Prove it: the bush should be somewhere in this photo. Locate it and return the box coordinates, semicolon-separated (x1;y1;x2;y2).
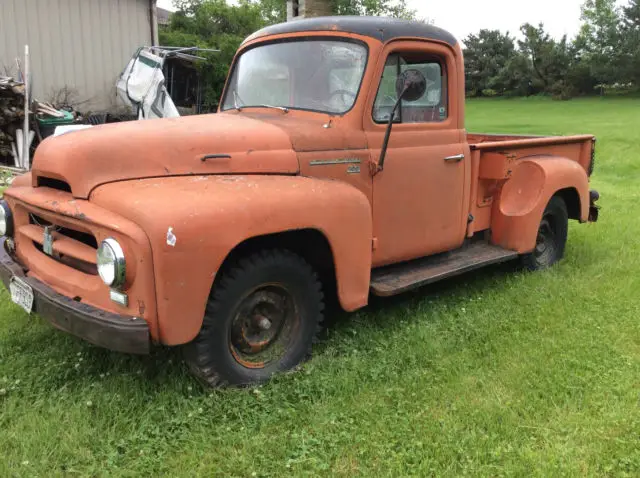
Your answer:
481;88;498;97
550;81;574;101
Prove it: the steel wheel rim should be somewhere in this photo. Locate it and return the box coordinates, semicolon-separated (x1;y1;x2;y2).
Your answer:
229;284;299;369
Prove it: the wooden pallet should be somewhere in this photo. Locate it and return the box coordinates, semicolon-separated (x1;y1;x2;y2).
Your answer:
370;242;519;297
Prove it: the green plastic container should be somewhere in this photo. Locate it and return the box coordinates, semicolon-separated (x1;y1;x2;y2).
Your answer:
37;111;75;139
37;110;74;126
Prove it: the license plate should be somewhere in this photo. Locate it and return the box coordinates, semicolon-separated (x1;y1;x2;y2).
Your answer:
10;277;34;314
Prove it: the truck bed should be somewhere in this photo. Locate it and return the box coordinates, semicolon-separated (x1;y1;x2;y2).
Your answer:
468;132;594;152
467;132;594;173
465;132;595;237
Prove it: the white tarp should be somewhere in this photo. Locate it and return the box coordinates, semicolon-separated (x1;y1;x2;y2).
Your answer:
53;124;94;137
116;48;179;120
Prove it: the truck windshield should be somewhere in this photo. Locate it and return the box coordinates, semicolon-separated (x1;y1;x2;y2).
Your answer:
221;40;368;115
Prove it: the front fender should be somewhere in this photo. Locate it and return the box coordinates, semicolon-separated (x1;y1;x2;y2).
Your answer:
91;175;372;346
491;157;590;253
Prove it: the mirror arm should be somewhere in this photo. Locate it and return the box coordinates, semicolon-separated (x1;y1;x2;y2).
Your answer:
377;88;407;172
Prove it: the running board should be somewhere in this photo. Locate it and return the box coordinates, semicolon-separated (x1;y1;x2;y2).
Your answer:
370;242;519;297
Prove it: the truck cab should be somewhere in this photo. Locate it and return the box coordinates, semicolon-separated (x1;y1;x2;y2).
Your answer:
0;17;599;386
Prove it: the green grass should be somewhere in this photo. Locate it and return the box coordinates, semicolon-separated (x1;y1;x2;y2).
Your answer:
1;97;639;476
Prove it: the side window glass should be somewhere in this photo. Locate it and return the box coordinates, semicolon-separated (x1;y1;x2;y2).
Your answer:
373;53;447;124
372;55;403;123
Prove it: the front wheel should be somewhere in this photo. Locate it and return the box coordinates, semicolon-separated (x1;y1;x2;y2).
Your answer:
184;249;324;387
521;196;569;271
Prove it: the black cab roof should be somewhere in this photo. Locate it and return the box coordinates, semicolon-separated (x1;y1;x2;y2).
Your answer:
243;16;458;47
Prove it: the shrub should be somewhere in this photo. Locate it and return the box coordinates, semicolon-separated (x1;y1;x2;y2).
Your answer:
481;88;498;97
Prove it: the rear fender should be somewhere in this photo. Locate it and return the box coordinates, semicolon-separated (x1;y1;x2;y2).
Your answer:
491;157;589;253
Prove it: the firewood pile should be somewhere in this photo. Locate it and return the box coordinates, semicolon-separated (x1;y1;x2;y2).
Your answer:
0;76;80;169
0;77;26;161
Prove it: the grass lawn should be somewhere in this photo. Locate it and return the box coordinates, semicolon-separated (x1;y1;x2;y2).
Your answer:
1;97;639;476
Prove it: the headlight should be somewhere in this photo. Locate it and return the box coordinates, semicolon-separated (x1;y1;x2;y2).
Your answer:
0;200;13;237
96;238;126;288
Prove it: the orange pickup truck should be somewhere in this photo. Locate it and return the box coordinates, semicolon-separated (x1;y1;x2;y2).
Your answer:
0;17;599;386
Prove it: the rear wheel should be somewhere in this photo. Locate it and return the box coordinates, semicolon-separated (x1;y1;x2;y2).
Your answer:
521;196;568;271
184;249;324;387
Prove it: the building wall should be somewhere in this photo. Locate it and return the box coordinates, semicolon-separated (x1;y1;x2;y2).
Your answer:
0;0;154;111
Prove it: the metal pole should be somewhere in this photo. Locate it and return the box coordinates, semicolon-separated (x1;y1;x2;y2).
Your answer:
22;45;30;170
149;0;159;46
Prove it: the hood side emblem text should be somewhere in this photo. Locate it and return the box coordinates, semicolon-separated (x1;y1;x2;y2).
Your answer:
309;158;361;166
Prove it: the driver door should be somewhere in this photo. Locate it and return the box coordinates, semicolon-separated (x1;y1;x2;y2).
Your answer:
365;41;468;267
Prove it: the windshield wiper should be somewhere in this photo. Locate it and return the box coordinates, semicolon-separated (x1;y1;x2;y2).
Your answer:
254;105;289;113
232;91;289;114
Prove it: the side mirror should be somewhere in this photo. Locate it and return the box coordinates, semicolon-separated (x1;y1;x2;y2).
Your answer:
376;69;427;173
395;69;427;103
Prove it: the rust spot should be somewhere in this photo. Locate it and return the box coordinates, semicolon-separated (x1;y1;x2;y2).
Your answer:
164;166;170;173
138;300;146;316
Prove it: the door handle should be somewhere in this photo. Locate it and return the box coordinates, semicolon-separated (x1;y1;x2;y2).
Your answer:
444;154;465;163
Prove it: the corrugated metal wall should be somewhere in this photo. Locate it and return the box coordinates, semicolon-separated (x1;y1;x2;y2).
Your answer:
0;0;153;111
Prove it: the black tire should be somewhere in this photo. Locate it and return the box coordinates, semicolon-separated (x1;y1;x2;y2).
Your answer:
184;249;324;387
521;196;569;271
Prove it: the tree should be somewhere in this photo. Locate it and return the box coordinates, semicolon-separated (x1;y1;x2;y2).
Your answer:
574;0;622;91
577;0;621;53
457;0;639;98
160;0;267;110
462;30;518;96
623;0;640;27
255;0;287;24
519;23;575;98
331;0;416;19
492;53;533;97
619;0;640;85
161;0;419;110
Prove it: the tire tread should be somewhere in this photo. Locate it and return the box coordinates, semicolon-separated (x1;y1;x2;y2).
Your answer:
521;196;569;271
184;249;324;388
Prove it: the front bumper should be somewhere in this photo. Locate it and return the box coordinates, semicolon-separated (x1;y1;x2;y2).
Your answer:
0;238;149;354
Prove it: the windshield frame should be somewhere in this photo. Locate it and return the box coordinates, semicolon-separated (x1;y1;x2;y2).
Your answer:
220;36;370;116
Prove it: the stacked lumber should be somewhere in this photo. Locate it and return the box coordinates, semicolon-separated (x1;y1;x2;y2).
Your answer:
0;77;26;160
35;102;66;119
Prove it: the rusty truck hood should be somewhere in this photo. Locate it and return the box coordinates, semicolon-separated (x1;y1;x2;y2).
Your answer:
31;113;302;199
